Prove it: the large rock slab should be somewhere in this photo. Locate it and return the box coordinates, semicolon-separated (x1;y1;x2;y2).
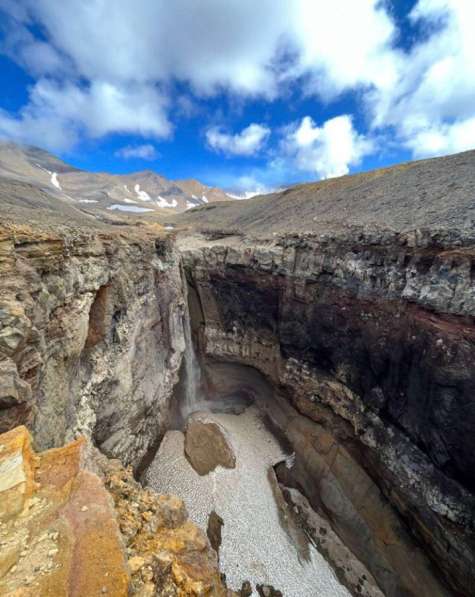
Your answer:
184;413;236;475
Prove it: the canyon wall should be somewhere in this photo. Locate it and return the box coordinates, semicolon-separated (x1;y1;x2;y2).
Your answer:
180;228;475;597
2;217;474;596
0;223;185;468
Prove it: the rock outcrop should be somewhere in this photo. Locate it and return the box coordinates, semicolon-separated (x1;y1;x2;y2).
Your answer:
102;455;232;596
180;229;475;597
0;223;185;469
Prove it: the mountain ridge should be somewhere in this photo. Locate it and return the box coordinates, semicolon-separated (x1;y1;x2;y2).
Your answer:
0;141;232;219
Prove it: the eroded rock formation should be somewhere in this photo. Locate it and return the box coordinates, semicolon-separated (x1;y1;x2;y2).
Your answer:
0;223;185;468
180;228;475;596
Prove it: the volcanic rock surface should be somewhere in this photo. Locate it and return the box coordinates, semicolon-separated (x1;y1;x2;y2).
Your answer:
0;425;232;596
0;425;129;596
0;221;185;469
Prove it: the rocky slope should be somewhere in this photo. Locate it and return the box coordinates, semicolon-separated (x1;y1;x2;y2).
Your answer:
176;149;475;235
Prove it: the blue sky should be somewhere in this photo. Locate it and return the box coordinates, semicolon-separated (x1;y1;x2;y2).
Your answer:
0;1;474;193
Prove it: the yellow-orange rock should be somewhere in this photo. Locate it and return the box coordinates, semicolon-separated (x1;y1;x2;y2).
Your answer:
0;426;129;596
104;462;234;596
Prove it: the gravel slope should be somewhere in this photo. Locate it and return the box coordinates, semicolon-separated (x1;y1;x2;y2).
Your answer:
176;150;475;236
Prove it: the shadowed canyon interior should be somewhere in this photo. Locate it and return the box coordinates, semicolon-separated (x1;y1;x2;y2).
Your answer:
1;149;475;596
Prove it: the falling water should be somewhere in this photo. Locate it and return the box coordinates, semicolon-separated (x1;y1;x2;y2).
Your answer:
181;268;201;418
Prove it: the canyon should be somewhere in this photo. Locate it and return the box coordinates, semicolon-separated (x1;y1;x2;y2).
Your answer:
1;148;475;596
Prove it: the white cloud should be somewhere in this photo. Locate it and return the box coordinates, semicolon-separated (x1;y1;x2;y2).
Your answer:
370;0;475;157
282;115;373;179
0;0;473;163
404;116;475;158
115;143;159;160
0;79;170;151
0;0;398;150
206;123;270;156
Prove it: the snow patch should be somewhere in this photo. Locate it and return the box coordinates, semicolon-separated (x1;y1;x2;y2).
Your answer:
134;183;151;201
50;172;61;190
35;164;63;191
201;194;209;203
146;407;350;597
123;197;138;204
156;196;178;208
78;199;98;203
165;225;175;230
108;204;154;213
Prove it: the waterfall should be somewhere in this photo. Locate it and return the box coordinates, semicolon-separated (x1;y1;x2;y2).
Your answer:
181;268;201;418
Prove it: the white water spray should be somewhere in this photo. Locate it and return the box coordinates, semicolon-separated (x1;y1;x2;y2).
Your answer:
181;269;201;418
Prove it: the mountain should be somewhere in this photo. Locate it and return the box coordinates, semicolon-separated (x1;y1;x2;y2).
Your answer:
0;142;232;224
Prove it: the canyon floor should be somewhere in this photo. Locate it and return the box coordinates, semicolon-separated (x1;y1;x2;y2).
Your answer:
146;406;351;596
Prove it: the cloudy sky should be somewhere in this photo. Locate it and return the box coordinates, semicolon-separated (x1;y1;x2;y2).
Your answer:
0;0;474;192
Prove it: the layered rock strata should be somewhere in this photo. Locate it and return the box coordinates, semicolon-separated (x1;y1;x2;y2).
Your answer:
180;229;475;597
0;223;185;468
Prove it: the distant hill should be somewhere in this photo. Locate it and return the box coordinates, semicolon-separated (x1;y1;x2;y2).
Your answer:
0;142;232;223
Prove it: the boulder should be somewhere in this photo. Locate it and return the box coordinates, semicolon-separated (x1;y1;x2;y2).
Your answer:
184;414;236;475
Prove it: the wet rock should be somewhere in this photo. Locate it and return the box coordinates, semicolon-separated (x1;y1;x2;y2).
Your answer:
184;413;236;475
239;580;252;596
207;510;224;555
256;584;283;597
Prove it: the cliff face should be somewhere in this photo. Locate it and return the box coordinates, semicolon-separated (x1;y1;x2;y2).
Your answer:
180;229;475;597
0;223;185;468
